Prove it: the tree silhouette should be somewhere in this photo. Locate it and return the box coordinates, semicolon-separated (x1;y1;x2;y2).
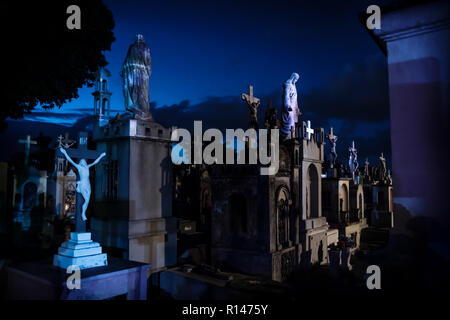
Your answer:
0;0;115;130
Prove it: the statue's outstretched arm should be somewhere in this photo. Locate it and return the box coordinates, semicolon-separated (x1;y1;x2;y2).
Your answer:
88;152;106;168
60;148;78;168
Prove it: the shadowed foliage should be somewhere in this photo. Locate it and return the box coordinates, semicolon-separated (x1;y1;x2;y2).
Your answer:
0;0;115;130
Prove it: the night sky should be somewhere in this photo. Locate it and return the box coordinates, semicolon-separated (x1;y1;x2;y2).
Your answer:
6;0;392;166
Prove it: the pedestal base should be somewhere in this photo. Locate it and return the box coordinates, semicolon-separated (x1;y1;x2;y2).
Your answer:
7;257;151;300
53;232;107;270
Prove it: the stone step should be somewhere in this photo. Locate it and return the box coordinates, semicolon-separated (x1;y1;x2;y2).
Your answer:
62;240;102;250
58;245;102;257
53;253;108;270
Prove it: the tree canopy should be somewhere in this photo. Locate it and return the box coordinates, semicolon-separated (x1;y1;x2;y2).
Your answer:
0;0;115;130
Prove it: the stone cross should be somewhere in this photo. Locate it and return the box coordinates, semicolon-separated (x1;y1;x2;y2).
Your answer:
379;152;387;179
364;158;369;176
326;127;338;167
348;141;359;180
306;120;314;140
19;135;37;167
57;132;75;149
326;127;337;141
349;141;357;153
57;132;104;232
241;85;260;129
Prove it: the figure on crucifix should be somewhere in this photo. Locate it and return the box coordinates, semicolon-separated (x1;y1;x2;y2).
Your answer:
241;85;260;129
326;127;338;167
59;148;106;221
379;152;387;180
348;141;359;180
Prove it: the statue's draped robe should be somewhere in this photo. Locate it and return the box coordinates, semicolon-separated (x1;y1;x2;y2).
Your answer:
121;37;152;116
281;73;300;139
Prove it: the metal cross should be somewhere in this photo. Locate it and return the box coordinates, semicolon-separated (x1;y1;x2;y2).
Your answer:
18;135;37;167
306;120;314;140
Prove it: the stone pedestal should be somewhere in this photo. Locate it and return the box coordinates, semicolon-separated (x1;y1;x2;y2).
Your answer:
8;257;150;300
53;232;107;270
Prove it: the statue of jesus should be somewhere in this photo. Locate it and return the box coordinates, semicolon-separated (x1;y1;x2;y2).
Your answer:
60;148;106;221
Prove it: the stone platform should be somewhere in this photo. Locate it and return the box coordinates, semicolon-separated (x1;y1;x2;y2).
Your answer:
7;257;151;300
53;232;107;270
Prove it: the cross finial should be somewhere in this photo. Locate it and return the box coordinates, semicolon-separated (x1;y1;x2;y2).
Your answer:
241;85;260;105
326;127;337;140
58;132;75;149
306;120;314;140
241;84;260;129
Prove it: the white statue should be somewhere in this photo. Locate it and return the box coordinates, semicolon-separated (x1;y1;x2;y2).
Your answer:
59;148;106;221
281;73;301;140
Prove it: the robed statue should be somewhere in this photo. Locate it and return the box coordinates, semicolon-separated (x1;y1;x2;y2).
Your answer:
281;73;301;140
121;34;152;119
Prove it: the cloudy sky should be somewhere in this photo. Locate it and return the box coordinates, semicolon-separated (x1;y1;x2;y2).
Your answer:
10;0;392;165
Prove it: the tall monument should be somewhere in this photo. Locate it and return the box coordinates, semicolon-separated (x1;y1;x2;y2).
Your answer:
93;35;176;272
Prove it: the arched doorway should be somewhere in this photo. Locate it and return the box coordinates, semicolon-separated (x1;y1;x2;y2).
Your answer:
102;98;108;115
23;182;37;209
307;164;319;218
229;193;247;234
339;184;348;212
276;186;290;249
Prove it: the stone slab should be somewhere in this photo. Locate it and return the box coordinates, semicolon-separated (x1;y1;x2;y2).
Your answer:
70;232;92;241
61;241;101;250
7;257;151;300
58;245;102;257
53;253;108;270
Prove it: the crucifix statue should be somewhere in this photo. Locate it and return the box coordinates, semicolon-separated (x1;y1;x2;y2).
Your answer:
19;135;37;167
379;152;387;180
241;85;260;129
364;158;370;176
348;141;359;180
326;127;338;167
57;132;75;149
57;132;106;232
